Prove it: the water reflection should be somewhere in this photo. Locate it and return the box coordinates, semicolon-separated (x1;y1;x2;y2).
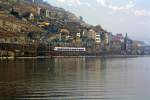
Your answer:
0;57;150;99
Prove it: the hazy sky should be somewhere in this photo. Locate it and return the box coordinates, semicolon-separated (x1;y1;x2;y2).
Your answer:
45;0;150;44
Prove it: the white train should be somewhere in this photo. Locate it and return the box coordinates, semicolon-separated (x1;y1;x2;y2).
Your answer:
54;47;86;52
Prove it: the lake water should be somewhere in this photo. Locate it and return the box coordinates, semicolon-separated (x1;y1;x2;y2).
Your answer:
0;57;150;100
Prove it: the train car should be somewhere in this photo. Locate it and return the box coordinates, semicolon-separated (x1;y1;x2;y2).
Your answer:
54;47;86;52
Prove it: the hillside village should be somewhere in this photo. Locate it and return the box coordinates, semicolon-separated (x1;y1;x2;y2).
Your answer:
0;0;149;57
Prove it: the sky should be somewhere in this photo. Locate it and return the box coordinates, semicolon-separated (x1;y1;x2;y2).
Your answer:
45;0;150;44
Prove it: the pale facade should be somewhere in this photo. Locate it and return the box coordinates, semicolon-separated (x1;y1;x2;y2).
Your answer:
95;33;101;44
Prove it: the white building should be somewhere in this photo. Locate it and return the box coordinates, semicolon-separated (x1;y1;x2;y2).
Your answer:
95;33;101;44
76;32;81;38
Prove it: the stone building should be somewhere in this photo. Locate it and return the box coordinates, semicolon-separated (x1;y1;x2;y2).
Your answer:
39;8;50;18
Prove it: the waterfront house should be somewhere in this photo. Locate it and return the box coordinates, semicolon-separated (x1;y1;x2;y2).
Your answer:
95;32;101;44
111;33;124;54
88;29;97;40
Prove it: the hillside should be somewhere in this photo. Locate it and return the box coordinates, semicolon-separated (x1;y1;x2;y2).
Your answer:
0;0;106;44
